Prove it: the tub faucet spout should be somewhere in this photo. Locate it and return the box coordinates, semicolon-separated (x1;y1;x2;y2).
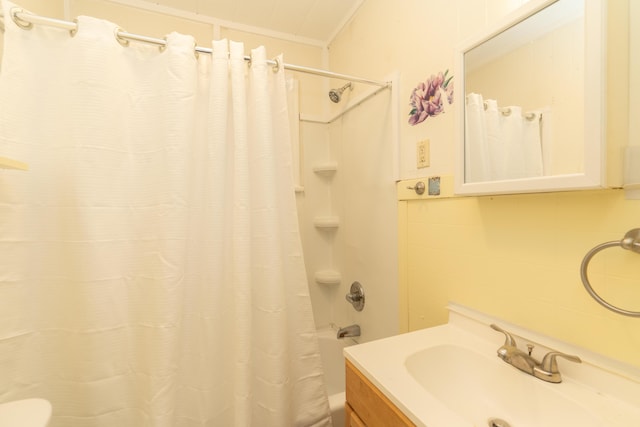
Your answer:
337;324;360;339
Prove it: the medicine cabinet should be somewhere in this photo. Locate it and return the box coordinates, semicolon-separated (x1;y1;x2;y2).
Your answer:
454;0;606;196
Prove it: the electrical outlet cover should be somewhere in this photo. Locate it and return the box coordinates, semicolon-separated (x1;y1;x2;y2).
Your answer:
417;139;429;168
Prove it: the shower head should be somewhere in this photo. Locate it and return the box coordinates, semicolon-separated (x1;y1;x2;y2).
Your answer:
328;82;353;103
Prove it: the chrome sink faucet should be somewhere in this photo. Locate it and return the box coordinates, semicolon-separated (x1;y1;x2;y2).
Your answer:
490;324;581;383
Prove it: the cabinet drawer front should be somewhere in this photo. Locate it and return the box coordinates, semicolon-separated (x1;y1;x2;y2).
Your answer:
345;402;367;427
345;360;415;427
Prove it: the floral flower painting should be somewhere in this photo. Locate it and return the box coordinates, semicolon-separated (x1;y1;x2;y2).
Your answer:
408;70;454;126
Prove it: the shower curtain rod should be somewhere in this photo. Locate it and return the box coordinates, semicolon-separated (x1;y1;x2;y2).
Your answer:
0;7;391;88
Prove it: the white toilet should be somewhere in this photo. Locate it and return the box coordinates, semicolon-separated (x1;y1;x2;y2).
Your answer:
0;398;52;426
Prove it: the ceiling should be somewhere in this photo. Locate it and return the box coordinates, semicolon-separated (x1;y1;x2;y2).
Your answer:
123;0;365;46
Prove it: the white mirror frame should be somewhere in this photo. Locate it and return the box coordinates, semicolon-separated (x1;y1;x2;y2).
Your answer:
454;0;606;196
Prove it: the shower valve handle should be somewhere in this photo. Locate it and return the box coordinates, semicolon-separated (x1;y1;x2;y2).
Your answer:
345;293;361;303
345;281;365;312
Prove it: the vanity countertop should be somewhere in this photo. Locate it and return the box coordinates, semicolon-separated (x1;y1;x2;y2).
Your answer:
344;304;640;427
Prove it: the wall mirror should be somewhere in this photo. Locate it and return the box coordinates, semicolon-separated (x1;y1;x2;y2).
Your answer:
454;0;606;196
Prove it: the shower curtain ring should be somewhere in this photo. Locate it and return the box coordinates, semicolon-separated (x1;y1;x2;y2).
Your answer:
114;27;130;47
271;57;280;73
69;18;79;37
158;36;168;52
10;8;33;30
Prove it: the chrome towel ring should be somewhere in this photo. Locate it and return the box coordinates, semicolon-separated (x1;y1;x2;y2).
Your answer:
580;228;640;317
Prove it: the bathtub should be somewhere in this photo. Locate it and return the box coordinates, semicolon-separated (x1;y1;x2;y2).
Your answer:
317;327;356;427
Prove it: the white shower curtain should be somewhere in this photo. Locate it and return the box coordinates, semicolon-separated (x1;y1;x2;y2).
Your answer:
0;1;331;426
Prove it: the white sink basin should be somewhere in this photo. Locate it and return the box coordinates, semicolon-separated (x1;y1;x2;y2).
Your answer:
344;304;640;427
0;398;52;427
405;344;598;427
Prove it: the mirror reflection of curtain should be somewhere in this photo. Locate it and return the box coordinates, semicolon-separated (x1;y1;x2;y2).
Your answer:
485;99;506;180
522;111;544;178
465;93;490;182
465;93;545;183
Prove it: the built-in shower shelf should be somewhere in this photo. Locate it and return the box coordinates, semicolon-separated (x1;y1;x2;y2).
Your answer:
313;163;337;176
314;270;341;285
313;216;340;229
0;156;28;171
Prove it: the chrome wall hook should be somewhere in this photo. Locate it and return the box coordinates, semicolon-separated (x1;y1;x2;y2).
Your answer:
406;181;425;195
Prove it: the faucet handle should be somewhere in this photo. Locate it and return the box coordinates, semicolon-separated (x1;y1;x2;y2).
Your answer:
540;351;581;372
535;351;582;383
490;324;517;347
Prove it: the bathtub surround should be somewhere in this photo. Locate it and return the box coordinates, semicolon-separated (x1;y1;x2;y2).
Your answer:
297;84;399;343
0;1;332;425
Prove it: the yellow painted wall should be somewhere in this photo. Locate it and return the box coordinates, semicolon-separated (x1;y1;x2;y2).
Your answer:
329;0;640;368
399;189;640;367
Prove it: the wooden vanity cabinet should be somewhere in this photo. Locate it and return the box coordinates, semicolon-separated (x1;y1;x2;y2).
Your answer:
345;359;415;427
